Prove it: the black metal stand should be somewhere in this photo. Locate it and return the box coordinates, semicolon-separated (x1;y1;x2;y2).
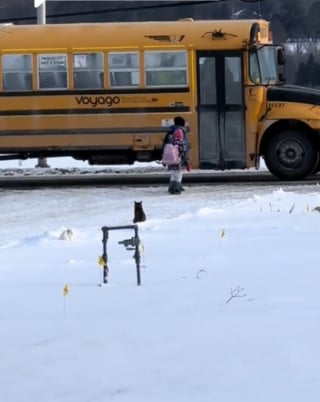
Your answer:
101;224;141;286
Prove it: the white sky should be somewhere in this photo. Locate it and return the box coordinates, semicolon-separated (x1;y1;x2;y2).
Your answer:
1;157;320;401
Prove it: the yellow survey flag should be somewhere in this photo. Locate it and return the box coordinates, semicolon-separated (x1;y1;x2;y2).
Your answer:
63;284;69;297
98;255;105;267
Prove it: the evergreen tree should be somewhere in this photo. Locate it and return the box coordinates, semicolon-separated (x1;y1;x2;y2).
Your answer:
306;1;320;37
294;61;307;86
278;0;306;38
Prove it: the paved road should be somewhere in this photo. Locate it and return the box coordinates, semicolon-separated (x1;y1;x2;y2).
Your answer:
0;170;319;188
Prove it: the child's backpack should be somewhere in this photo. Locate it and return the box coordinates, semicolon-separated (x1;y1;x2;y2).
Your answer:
162;143;181;165
162;127;184;148
162;128;174;152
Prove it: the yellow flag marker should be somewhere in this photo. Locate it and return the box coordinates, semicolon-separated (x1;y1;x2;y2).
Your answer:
62;284;69;314
140;243;145;253
220;229;226;239
98;255;105;267
306;204;310;213
63;284;69;297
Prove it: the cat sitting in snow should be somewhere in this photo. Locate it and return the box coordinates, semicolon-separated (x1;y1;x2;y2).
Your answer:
133;201;146;223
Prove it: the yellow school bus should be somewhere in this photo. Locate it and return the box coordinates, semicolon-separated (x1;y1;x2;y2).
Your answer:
0;18;320;179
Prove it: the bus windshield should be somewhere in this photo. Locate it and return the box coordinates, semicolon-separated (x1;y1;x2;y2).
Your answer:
249;45;279;85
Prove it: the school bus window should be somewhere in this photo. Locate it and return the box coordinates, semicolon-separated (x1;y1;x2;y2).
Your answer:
38;54;68;90
249;52;261;84
73;53;104;89
249;47;278;85
2;54;32;91
144;51;187;87
225;57;242;104
258;46;278;84
199;57;217;104
109;52;139;88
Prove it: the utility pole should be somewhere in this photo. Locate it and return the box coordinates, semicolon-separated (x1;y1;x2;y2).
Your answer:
34;0;50;168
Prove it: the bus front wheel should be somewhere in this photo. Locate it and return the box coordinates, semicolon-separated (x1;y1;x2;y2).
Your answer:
264;130;318;179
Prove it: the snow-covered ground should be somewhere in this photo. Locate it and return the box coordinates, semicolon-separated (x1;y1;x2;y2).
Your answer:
0;157;166;175
1;157;320;401
0;156;268;176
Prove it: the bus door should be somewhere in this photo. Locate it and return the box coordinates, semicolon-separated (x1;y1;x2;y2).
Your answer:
197;51;245;169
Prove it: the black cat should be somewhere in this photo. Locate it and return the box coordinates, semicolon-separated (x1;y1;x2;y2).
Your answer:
133;201;146;223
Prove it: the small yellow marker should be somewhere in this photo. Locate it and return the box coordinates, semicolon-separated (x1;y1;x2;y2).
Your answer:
220;229;226;239
98;255;105;267
63;284;69;297
63;284;69;314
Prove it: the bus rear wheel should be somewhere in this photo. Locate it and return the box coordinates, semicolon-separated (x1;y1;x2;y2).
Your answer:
264;130;318;179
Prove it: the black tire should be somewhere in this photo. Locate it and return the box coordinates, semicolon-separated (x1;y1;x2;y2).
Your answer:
264;130;318;179
310;152;320;174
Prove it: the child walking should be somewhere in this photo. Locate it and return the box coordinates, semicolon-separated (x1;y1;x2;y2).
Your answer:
162;116;190;195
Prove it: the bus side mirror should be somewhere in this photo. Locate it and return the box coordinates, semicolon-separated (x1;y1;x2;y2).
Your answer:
278;72;286;84
277;48;285;66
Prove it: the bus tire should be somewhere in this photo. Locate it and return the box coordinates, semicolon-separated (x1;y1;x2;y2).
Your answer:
264;130;318;179
310;151;320;174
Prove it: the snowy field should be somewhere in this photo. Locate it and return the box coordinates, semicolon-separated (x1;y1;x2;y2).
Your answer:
1;158;320;401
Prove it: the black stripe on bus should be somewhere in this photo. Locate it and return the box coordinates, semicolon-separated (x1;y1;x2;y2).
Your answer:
0;87;190;97
0;106;190;116
0;127;171;137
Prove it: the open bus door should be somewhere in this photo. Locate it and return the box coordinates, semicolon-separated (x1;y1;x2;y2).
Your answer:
197;51;246;169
